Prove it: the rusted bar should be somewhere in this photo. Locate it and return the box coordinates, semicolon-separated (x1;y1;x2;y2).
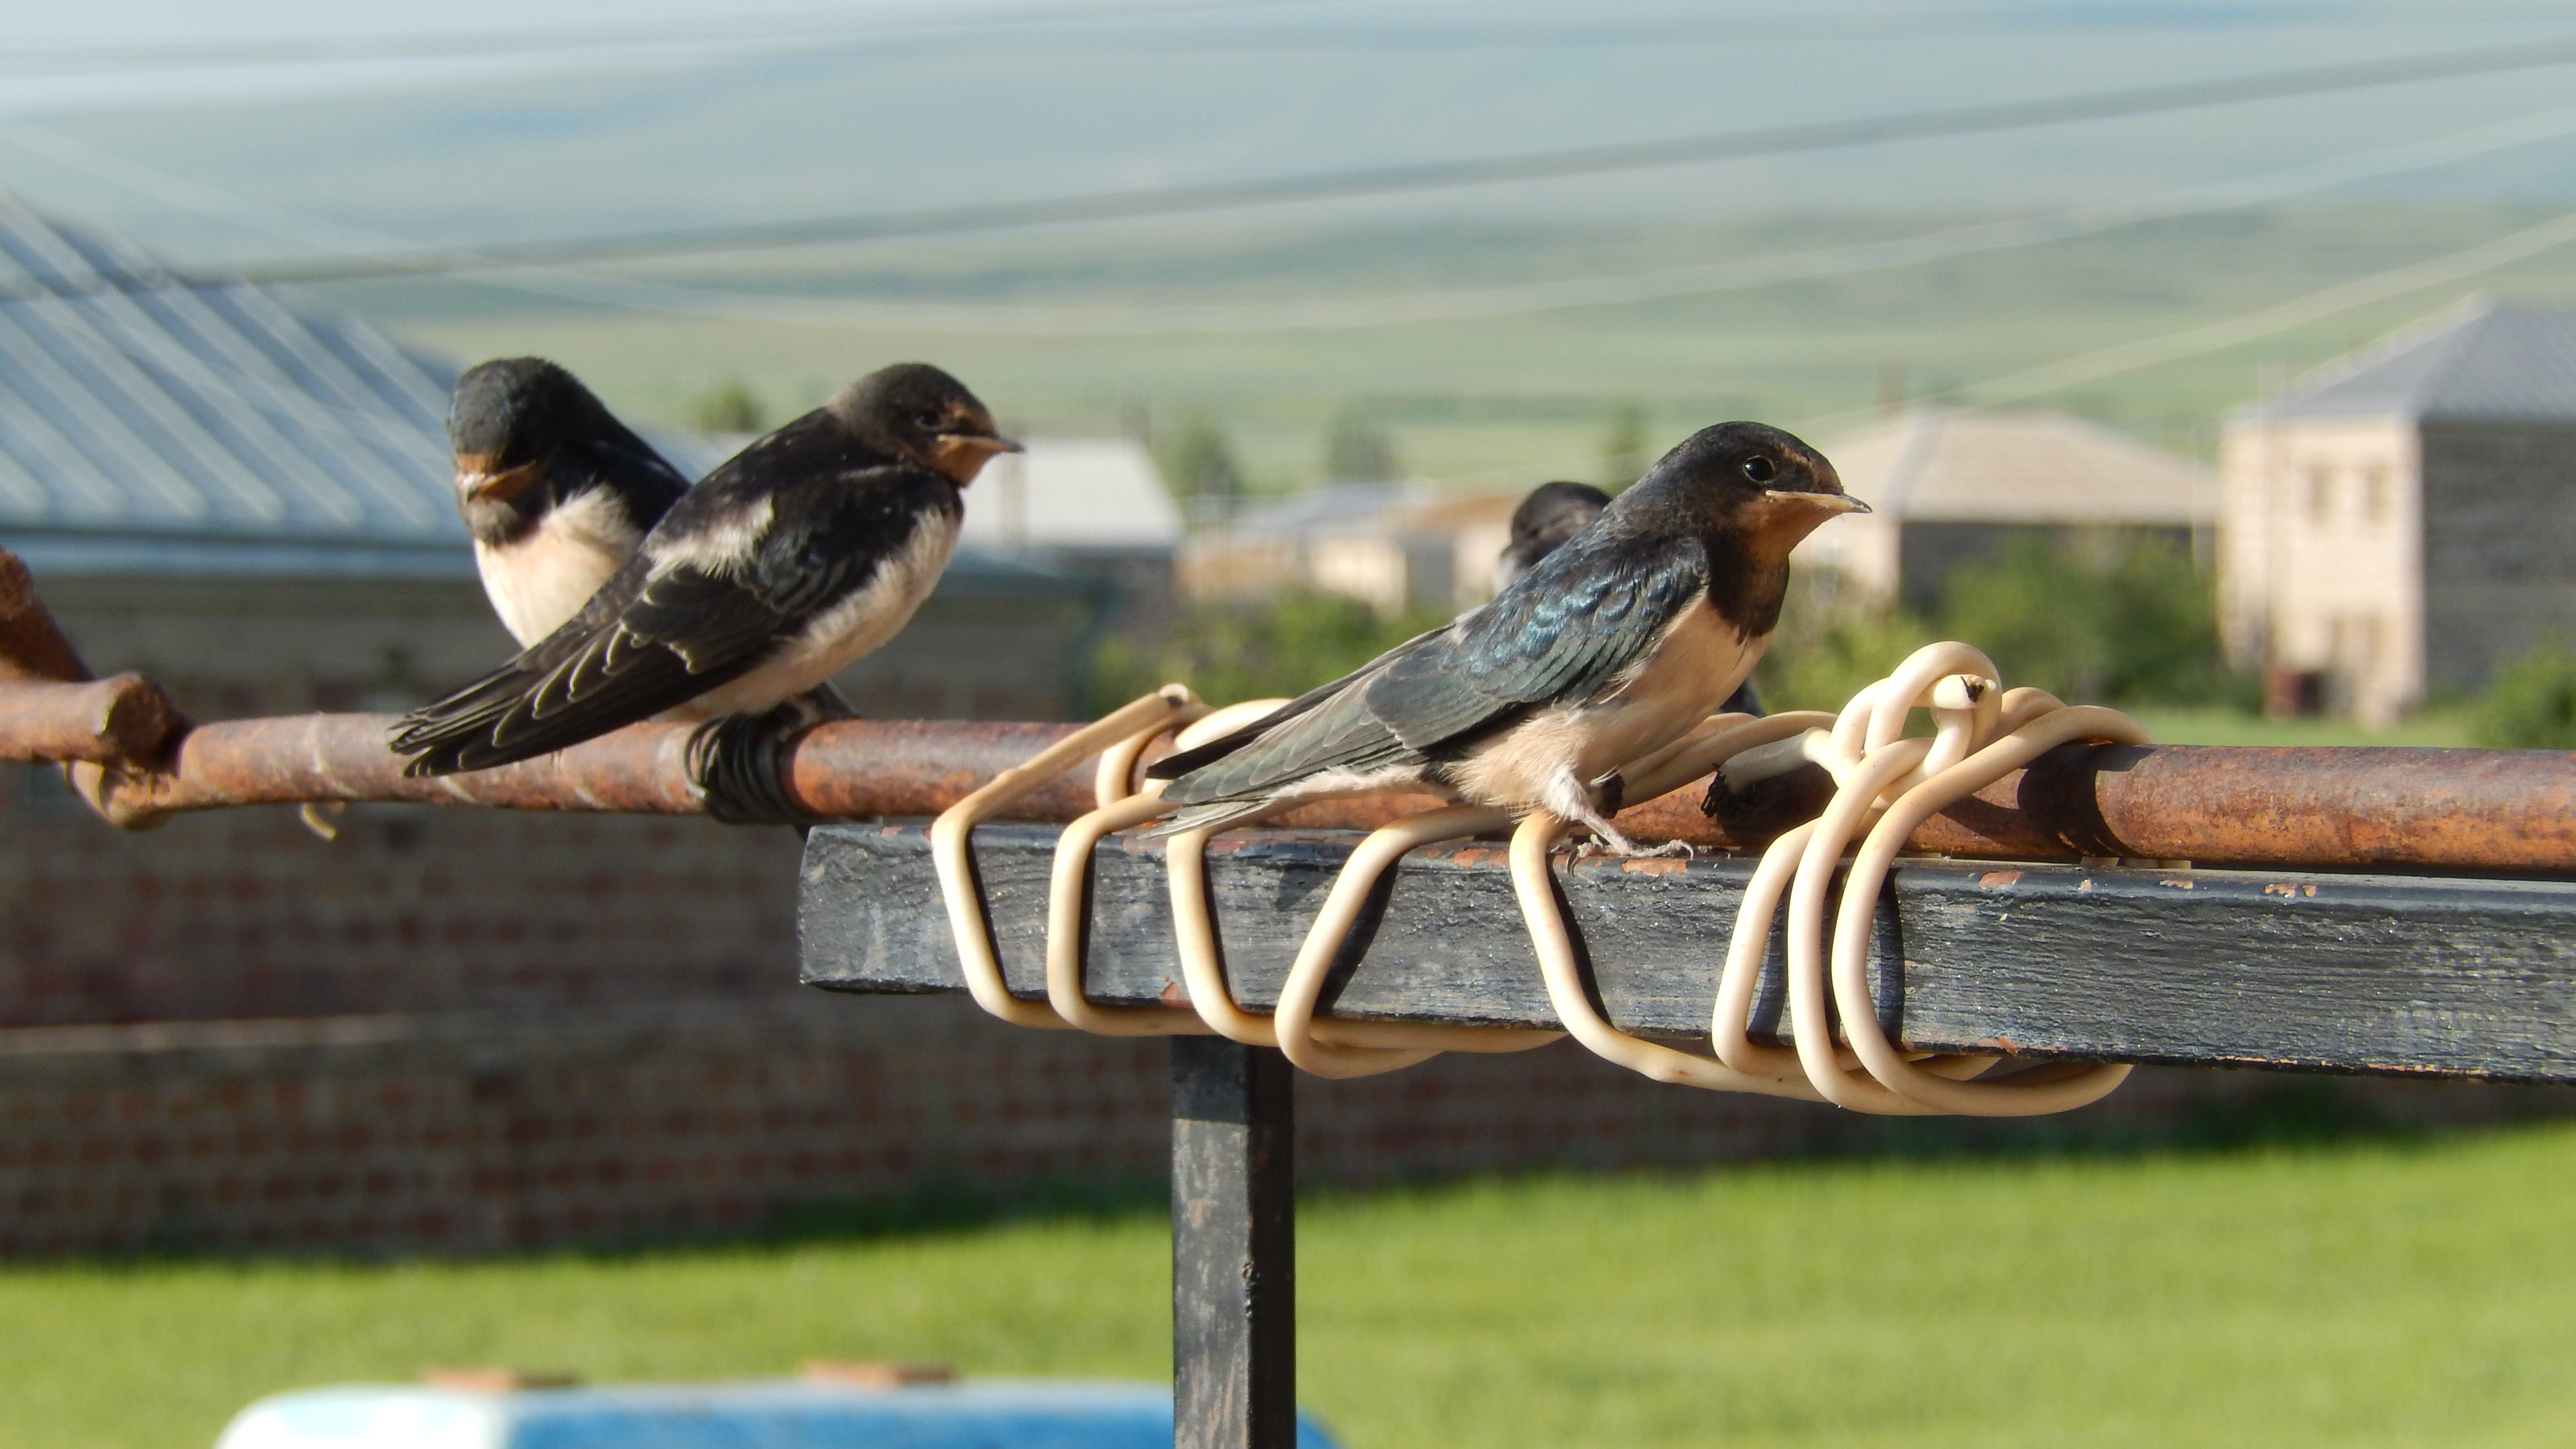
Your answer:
72;703;2576;873
2024;743;2576;871
0;676;183;764
79;712;1425;829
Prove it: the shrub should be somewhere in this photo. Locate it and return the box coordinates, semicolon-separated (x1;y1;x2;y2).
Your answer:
2474;642;2576;748
1088;590;1450;713
1759;531;2242;714
691;378;765;434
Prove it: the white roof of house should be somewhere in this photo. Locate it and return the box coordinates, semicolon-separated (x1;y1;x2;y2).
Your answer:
1818;408;2215;526
2234;297;2576;424
956;437;1180;552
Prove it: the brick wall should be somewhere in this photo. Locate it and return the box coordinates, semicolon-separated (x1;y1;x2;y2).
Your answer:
5;989;2567;1257
0;575;2568;1256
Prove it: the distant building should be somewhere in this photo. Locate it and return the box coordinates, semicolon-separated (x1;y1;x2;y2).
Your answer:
1181;482;1523;616
1800;408;2216;612
960;437;1182;636
2219;298;2576;726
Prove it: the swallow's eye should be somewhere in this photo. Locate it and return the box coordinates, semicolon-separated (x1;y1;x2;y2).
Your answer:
914;411;947;432
1742;455;1779;484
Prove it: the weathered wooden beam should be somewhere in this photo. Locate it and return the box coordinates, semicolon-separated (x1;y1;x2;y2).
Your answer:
1170;1039;1296;1449
800;822;2576;1084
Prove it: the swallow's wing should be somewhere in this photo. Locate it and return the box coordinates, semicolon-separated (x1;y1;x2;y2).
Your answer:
571;433;693;526
1361;531;1707;748
1142;618;1457;785
1154;535;1705;810
396;433;948;776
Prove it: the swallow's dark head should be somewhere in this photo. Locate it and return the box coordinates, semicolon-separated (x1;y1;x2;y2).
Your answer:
447;357;613;513
1634;421;1866;565
1498;480;1612;586
830;363;1022;487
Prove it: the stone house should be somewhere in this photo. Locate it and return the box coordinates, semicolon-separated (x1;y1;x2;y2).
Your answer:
1179;482;1525;616
2218;299;2576;724
1796;407;2216;613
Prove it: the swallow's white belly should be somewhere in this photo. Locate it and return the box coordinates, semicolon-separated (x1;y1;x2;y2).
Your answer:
475;489;642;647
687;507;960;717
1452;592;1766;812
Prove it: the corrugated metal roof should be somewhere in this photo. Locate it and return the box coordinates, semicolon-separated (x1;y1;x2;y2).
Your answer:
1819;408;2215;525
2237;297;2576;423
0;190;468;574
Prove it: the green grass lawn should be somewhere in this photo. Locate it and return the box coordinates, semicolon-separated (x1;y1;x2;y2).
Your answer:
2124;706;2477;748
11;1124;2576;1449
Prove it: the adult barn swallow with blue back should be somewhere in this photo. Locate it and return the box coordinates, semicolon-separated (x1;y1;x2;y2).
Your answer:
1498;479;1765;718
447;357;695;648
395;363;1018;815
1148;423;1859;854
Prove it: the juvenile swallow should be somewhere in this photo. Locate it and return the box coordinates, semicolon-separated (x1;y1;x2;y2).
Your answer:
1496;480;1611;591
393;363;1018;808
1497;478;1764;718
1148;423;1860;853
448;357;693;648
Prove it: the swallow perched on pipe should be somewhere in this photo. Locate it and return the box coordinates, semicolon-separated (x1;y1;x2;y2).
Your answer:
1498;478;1765;717
448;357;694;648
1147;423;1859;854
393;363;1019;813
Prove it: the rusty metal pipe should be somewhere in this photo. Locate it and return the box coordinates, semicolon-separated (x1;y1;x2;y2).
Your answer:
0;675;184;764
58;699;2576;872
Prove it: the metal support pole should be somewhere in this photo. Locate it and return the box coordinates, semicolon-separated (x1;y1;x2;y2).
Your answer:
1169;1037;1296;1449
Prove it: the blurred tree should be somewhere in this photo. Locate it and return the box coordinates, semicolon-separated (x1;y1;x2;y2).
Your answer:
1601;402;1650;490
1323;409;1400;482
692;378;765;434
1937;533;2234;705
1160;412;1246;517
1754;574;1938;713
2475;642;2576;748
1089;589;1450;714
1758;532;2240;714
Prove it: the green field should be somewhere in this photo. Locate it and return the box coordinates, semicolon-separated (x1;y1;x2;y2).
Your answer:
2124;706;2476;747
13;1124;2576;1449
343;205;2576;495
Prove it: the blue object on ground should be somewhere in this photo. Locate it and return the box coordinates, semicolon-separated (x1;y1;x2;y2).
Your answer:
212;1378;1341;1449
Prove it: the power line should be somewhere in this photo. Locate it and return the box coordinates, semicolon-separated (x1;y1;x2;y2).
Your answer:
10;30;2576;301
22;103;2576;339
1779;207;2576;439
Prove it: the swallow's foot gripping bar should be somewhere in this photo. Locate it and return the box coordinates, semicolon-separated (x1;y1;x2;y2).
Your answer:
929;646;2144;1117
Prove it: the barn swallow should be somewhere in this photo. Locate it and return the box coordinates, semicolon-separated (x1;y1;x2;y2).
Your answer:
393;363;1018;816
1496;480;1611;591
448;357;693;648
1147;423;1859;854
1498;479;1765;717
